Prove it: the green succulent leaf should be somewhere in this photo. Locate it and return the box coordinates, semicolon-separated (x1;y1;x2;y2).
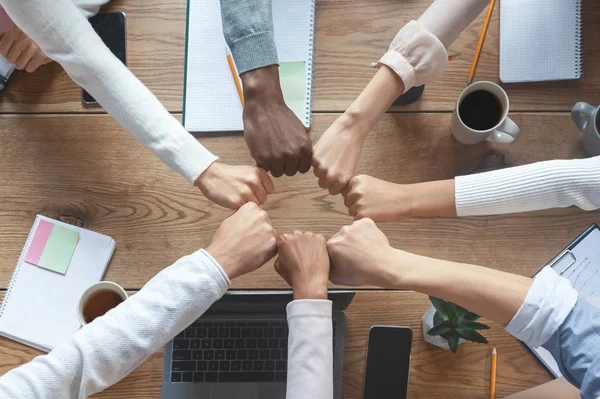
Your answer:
429;296;452;321
427;320;453;337
456;327;489;344
458;319;490;331
446;331;460;353
463;311;481;321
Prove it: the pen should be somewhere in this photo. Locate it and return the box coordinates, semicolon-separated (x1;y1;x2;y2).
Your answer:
226;47;244;106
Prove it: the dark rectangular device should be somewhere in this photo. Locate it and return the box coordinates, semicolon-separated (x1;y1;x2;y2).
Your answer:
363;326;412;399
83;12;126;104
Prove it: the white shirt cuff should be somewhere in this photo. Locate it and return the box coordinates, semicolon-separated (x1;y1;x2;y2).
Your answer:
287;299;332;319
505;267;578;348
377;20;448;93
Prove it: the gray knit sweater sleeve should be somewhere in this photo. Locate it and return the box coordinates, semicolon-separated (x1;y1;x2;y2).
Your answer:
219;0;278;74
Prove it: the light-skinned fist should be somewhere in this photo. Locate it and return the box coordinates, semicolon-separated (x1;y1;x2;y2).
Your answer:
275;231;330;300
195;162;274;209
312;116;367;195
0;27;52;73
327;218;399;287
206;202;277;279
342;175;413;221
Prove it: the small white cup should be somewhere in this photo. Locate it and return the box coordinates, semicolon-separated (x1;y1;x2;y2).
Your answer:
451;81;520;145
77;281;128;326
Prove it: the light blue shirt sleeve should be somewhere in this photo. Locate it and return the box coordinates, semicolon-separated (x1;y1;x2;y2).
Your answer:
543;298;600;399
505;267;600;399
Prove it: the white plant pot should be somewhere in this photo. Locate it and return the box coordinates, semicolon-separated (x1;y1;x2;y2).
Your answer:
422;305;465;350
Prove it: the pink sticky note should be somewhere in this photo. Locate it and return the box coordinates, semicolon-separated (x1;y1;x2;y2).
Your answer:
25;220;54;265
0;9;16;34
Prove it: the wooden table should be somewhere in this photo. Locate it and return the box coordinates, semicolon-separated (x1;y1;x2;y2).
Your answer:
1;0;599;397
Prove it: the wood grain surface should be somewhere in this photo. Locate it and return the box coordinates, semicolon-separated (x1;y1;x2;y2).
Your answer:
0;112;597;289
0;291;552;399
1;0;598;114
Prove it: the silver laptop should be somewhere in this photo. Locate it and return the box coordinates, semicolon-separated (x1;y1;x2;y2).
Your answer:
161;291;354;399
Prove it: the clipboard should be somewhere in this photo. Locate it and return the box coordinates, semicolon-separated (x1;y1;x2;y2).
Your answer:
524;223;599;378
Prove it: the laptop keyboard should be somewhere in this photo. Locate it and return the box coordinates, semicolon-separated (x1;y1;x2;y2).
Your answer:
170;319;336;384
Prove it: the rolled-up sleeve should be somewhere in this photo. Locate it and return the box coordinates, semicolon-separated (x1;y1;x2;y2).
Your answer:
506;267;578;348
506;267;600;398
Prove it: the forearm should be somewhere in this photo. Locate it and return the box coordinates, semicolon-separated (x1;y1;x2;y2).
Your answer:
1;0;218;184
0;250;229;399
387;250;531;325
406;179;457;218
71;0;110;19
456;157;600;216
220;0;277;74
417;0;490;48
339;66;404;139
286;300;333;399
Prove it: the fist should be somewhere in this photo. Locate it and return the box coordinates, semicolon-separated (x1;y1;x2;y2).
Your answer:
207;202;277;279
275;231;329;299
327;219;396;287
343;175;412;222
0;27;52;72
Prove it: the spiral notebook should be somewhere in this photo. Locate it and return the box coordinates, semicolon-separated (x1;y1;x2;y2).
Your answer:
0;216;116;352
500;0;583;83
183;0;315;132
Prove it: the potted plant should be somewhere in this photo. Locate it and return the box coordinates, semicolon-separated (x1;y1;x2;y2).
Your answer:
422;296;490;353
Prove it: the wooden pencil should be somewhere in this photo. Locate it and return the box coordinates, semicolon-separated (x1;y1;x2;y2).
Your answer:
489;347;497;399
468;0;496;85
226;47;244;106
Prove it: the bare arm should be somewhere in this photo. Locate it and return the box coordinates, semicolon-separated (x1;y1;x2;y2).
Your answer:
312;0;489;194
503;378;579;399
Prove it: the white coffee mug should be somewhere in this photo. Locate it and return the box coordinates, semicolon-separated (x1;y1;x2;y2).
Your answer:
451;81;520;145
77;281;128;326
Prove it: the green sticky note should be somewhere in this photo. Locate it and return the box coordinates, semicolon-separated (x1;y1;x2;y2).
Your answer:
279;61;306;122
37;224;79;274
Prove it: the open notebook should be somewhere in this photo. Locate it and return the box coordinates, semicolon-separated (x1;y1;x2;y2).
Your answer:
0;216;116;352
526;225;600;378
183;0;315;132
500;0;583;83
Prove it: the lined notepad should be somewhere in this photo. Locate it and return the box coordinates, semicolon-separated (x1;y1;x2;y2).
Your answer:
183;0;315;132
500;0;582;83
0;216;116;352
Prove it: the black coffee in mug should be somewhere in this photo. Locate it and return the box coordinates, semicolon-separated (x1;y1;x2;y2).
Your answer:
458;90;503;131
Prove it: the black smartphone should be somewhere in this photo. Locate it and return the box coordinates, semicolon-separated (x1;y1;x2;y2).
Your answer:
363;326;412;399
82;12;126;104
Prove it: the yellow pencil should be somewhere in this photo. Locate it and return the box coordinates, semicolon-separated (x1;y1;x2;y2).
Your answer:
226;47;244;106
489;347;497;399
468;0;496;85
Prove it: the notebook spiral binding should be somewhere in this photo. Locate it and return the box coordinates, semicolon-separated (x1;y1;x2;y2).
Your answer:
574;0;583;78
0;217;41;319
305;0;316;127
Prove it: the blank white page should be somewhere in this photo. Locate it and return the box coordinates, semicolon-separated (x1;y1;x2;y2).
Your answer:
500;0;582;83
0;216;115;352
184;0;315;132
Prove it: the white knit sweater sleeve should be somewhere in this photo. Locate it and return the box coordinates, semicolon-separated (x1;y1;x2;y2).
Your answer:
0;0;218;184
286;300;333;399
0;249;230;399
456;157;600;216
71;0;109;19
